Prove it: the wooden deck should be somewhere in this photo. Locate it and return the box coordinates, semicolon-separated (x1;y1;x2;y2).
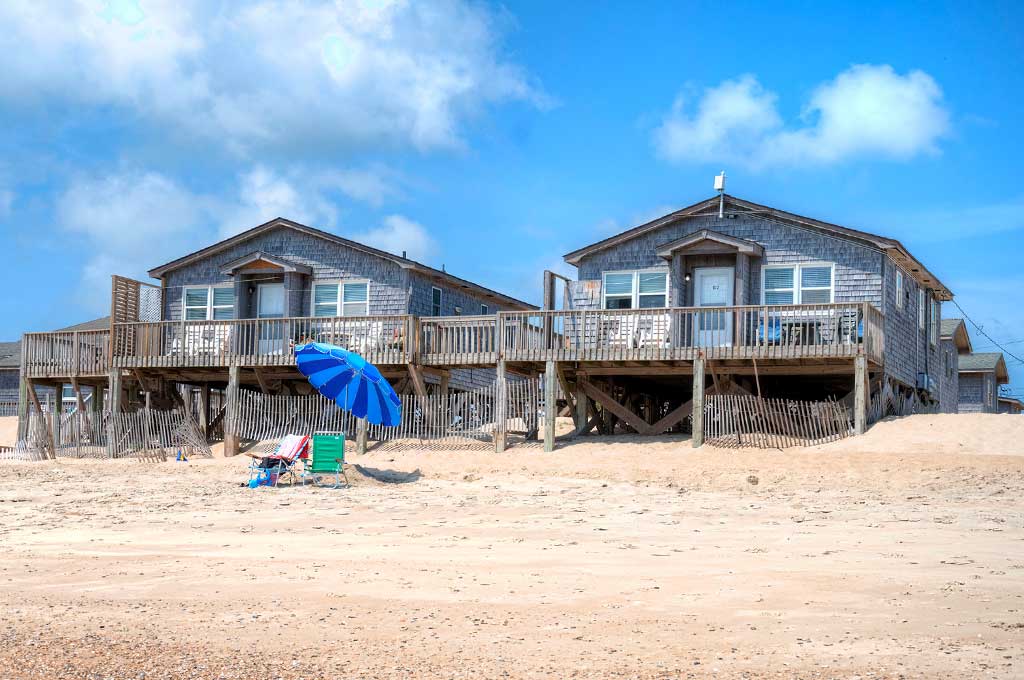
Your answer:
21;302;884;379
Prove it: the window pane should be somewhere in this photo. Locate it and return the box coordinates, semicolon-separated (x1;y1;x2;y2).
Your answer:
765;290;794;305
801;288;831;304
343;282;368;303
481;304;489;315
212;307;234;320
638;272;667;294
604;273;634;296
314;284;338;306
314;303;337;317
342;302;368;317
763;267;794;290
212;287;234;306
801;266;832;288
432;288;441;304
606;296;632;310
638;294;666;309
185;288;208;307
185;307;207;321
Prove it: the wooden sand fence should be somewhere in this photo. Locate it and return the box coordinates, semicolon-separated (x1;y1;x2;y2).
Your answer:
704;394;852;449
5;408;211;462
229;378;542;451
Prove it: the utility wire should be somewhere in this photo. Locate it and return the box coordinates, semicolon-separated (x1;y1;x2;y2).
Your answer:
950;299;1024;366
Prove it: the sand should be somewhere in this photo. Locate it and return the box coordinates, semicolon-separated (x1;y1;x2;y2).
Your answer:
0;415;18;448
1;413;1022;678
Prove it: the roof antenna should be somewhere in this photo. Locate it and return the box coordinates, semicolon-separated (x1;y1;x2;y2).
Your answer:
714;170;727;218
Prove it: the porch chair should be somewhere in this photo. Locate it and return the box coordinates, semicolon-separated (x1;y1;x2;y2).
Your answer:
757;315;783;345
246;434;310;488
301;432;349;489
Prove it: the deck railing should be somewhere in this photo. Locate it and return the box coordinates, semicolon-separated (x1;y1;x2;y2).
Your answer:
22;330;111;378
419;315;498;365
498;302;884;364
112;315;414;368
22;303;884;378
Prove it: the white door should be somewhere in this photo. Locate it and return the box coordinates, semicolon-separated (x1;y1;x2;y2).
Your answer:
257;283;286;354
694;267;735;347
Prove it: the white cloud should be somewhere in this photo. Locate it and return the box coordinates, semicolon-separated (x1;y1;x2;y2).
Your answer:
0;0;543;154
351;214;437;262
56;165;438;312
654;65;950;169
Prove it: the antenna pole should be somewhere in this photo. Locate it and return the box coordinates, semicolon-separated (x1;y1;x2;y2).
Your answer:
716;170;726;218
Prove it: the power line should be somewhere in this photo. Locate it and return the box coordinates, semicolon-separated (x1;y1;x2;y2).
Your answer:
950;299;1024;365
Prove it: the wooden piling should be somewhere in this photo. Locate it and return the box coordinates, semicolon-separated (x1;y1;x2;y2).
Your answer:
692;356;705;448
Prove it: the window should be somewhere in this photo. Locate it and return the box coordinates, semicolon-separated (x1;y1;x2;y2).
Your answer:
601;270;668;309
895;269;904;309
481;304;489;315
312;281;369;317
183;285;234;321
985;376;992;406
762;264;834;305
431;287;442;316
919;290;926;330
930;299;939;346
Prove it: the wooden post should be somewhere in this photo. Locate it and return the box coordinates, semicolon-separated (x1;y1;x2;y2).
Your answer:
854;354;867;435
543;360;557;452
199;383;210;439
356;417;368;455
692;356;705;448
494;359;507;453
224;364;240;457
107;370;122;459
438;371;450;397
50;383;63;457
16;373;29;442
574;379;588;435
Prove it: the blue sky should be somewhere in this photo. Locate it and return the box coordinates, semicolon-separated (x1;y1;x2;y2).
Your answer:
1;0;1022;394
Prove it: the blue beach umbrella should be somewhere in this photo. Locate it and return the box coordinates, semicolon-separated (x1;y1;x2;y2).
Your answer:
294;342;402;426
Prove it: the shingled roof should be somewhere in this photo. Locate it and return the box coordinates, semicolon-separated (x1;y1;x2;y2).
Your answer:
563;194;953;300
940;318;972;353
147;217;537;311
55;316;111;332
959;352;1009;383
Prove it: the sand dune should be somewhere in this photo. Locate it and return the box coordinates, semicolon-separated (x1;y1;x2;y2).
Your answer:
0;413;1022;678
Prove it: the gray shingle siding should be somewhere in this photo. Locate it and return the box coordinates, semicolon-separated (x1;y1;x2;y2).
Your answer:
881;258;942;394
937;338;959;413
0;368;19;402
162;226;412;321
958;372;999;413
575;213;884;307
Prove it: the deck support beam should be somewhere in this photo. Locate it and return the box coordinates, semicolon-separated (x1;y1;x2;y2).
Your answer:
356;417;368;456
494;359;507;453
574;380;589;435
199;383;210;439
854;354;867;435
692;356;705;448
224;364;240;457
543;360;557;452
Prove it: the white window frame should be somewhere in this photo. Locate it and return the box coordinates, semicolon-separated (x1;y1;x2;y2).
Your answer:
481;303;490;316
310;280;370;318
895;268;904;309
930;298;939;347
601;269;668;310
431;286;443;316
761;263;835;305
919;289;926;330
182;285;235;321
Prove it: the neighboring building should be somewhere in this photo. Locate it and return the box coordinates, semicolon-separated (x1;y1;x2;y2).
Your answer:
938;318;971;413
0;341;20;403
957;352;1009;413
998;397;1023;414
562;194;953;406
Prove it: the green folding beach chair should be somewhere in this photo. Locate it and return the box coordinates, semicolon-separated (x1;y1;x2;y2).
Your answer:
302;432;349;488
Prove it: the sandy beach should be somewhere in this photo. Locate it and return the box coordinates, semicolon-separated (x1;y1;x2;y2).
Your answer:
1;414;1023;678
